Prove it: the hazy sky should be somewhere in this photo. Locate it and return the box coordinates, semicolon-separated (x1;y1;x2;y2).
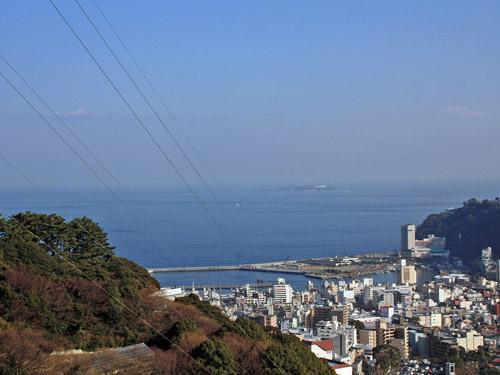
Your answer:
1;1;500;189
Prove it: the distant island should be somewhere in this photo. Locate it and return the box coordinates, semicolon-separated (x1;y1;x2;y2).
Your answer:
277;184;334;192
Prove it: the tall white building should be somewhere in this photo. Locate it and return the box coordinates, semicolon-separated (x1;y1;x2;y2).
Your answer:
273;278;293;304
481;247;493;270
401;224;416;251
401;224;446;258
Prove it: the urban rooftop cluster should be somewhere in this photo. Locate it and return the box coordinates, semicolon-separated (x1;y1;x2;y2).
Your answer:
160;225;500;374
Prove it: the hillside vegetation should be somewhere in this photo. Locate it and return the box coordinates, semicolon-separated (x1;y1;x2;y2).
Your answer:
417;198;500;260
0;212;158;350
0;212;331;374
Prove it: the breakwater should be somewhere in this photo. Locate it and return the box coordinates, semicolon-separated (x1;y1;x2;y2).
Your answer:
148;265;240;273
148;261;291;274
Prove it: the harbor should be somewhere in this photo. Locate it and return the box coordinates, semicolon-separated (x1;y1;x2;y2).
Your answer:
148;253;400;280
149;253;439;292
153;266;438;293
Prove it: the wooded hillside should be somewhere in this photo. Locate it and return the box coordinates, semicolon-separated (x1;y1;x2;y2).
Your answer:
417;198;500;260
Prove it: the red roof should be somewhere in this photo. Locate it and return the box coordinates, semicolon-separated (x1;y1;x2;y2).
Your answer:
313;339;334;351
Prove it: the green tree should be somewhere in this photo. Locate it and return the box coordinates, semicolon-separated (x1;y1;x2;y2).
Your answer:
66;217;114;259
9;212;66;255
192;338;237;375
374;345;402;372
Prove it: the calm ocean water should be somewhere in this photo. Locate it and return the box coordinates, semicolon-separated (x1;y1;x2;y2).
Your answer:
1;184;498;287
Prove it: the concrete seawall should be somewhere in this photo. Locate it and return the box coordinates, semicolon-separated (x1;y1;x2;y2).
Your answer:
147;261;295;274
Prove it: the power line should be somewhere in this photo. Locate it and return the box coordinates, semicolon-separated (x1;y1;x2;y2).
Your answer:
0;152;45;196
91;0;229;204
74;0;233;225
0;54;134;203
0;70;136;220
47;0;223;233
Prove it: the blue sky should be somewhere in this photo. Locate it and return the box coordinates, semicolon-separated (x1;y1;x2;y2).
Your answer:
1;1;500;188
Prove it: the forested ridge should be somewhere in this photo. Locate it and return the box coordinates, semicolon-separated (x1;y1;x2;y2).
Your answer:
0;212;331;374
417;198;500;260
0;212;158;350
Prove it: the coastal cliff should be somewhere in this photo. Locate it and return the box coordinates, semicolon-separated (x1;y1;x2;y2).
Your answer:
417;198;500;260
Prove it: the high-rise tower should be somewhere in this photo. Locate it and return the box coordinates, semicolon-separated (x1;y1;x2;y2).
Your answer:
401;224;416;251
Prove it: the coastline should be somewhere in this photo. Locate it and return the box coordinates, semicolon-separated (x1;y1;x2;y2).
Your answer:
152;256;438;292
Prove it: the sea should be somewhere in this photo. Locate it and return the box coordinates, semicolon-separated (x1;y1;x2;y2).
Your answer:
1;183;498;290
